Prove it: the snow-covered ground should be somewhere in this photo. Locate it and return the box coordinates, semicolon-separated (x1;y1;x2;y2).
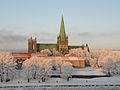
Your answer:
1;75;120;85
0;68;120;90
72;68;106;75
52;68;106;76
0;76;120;90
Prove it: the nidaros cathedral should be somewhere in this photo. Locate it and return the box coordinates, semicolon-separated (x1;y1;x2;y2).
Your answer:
28;16;89;55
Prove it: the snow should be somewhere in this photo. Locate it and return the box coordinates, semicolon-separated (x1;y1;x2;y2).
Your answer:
0;68;116;84
0;68;118;86
0;50;120;89
72;68;106;75
51;68;106;76
0;69;120;89
0;77;119;85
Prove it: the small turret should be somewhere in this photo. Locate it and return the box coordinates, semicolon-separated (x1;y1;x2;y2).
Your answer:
28;36;37;53
84;44;90;52
32;37;37;53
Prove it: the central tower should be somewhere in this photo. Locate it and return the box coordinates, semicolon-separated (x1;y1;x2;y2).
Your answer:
57;16;68;55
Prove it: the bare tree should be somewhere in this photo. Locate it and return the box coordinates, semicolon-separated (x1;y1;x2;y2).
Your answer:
61;62;73;81
40;49;52;56
54;58;63;74
0;52;16;82
68;48;86;57
90;47;120;67
103;59;120;75
51;48;60;56
23;56;52;82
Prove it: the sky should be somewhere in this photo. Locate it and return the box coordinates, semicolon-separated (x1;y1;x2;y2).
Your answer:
0;0;120;51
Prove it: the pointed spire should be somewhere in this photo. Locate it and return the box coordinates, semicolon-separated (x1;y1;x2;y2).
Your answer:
59;15;66;42
30;36;32;40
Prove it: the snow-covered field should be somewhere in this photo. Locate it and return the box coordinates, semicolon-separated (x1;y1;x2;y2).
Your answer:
72;68;106;75
0;76;120;90
52;68;106;75
0;68;120;90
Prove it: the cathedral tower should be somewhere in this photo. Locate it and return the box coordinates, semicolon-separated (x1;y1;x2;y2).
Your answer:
57;16;68;55
28;37;37;53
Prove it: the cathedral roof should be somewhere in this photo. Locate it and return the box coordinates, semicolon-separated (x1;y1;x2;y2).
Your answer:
59;15;66;42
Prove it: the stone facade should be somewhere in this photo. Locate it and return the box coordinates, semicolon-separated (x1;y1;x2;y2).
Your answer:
37;56;86;68
28;37;37;53
57;36;68;55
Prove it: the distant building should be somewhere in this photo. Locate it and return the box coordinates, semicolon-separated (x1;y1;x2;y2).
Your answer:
28;15;90;55
12;53;31;69
12;53;88;68
35;56;86;68
12;53;31;60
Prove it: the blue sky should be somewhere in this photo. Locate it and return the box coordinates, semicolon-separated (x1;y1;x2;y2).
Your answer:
0;0;120;51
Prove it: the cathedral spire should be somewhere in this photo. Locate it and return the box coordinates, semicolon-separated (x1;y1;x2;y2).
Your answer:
59;15;66;42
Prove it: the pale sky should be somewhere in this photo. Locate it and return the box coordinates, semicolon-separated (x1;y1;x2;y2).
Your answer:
0;0;120;51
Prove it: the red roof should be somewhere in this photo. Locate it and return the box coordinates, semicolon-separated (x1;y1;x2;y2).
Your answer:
38;56;85;61
12;53;31;59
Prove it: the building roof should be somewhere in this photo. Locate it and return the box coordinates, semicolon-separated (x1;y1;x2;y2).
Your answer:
68;45;84;50
37;43;57;51
59;16;66;42
38;56;85;61
12;53;31;59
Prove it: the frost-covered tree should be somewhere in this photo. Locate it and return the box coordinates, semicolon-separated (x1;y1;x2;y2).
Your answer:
103;60;114;75
89;47;120;75
0;52;16;82
23;56;41;82
68;48;86;57
115;61;120;74
90;47;120;67
54;58;63;73
23;65;32;82
40;49;52;56
40;59;52;82
61;62;73;81
103;60;120;75
51;48;60;56
23;56;52;82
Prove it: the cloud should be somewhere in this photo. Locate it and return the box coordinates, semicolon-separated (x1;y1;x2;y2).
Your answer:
0;29;27;43
0;29;27;50
77;32;93;37
0;30;57;51
69;32;120;38
68;32;120;49
32;32;57;43
0;29;120;50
